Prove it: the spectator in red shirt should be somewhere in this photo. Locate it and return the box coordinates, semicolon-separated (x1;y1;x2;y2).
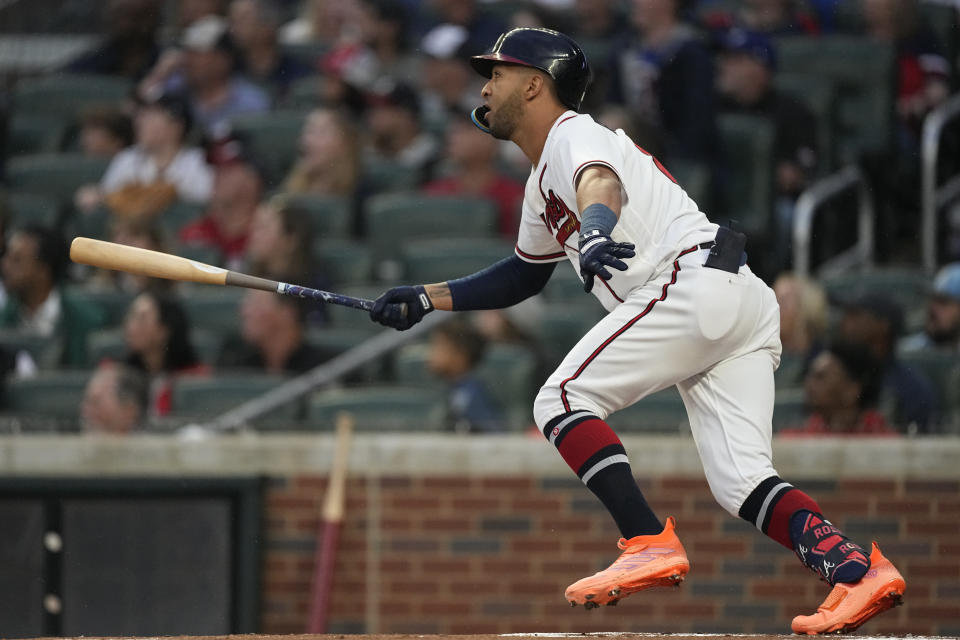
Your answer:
780;341;899;437
423;113;524;238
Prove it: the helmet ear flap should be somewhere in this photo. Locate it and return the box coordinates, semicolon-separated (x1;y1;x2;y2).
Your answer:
471;106;492;134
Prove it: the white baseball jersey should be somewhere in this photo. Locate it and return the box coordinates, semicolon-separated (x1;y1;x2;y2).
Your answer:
523;111;785;517
515;111;718;310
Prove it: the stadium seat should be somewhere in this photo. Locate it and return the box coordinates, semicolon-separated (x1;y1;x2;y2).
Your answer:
400;237;513;282
773;36;894;162
304;326;383;382
540;265;585;302
5;153;110;205
180;287;246;334
168;374;299;426
361;159;421;194
773;387;808;432
365;193;499;256
716;113;775;238
283;194;351;237
313;240;375;286
897;349;960;432
69;288;136;326
393;341;538;429
0;370;91;429
820;268;930;333
306;385;446;431
0;329;64;370
606;387;689;433
772;73;836;173
5;191;61;227
12;74;133;119
159;201;206;237
536;302;607;366
285;75;329;109
228;110;307;187
669;159;712;210
774;352;807;389
8;113;69;155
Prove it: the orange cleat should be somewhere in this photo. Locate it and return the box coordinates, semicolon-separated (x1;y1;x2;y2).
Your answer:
565;516;689;609
792;542;905;635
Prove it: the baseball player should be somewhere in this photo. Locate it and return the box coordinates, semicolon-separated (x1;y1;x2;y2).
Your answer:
369;28;905;634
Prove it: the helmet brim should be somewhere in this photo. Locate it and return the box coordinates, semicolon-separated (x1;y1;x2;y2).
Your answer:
470;53;536;78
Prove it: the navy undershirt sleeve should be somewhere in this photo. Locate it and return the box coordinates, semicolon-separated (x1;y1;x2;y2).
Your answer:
448;255;557;310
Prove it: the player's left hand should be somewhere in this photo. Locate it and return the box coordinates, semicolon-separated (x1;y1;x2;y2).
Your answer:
370;285;434;330
578;231;635;293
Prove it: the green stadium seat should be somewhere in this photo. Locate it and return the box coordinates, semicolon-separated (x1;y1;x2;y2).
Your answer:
365;194;499;256
85;327;128;366
69;288;136;326
285;75;329;109
897;350;960;432
229;110;308;187
0;329;65;370
773;36;894;162
306;385;446;431
13;74;133;119
400;237;513;282
606;387;689;433
5;191;61;227
283;194;351;237
0;370;90;424
717;113;775;238
669;159;713;210
771;73;836;173
6;153;110;205
536;301;607;366
313;240;375;286
820;268;930;333
159;201;206;236
8;113;69;155
168;374;298;425
773;387;808;432
180;287;246;334
774;352;807;389
540;265;585;302
361;159;421;194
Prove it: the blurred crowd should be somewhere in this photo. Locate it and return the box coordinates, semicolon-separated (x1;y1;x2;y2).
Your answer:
0;0;957;435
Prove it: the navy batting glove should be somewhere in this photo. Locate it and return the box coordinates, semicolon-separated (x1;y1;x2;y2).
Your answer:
370;285;434;330
578;230;635;293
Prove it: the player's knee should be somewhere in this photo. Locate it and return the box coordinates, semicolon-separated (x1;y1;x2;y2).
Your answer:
533;383;605;432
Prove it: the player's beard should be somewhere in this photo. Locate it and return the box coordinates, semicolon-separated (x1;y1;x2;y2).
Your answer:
488;88;524;141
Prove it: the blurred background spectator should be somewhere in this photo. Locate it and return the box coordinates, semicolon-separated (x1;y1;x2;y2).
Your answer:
900;262;960;354
364;80;439;183
77;106;135;159
423;113;523;238
418;23;485;126
64;0;164;80
427;318;506;433
120;289;206;416
80;362;150;435
0;225;103;367
781;340;898;436
75;92;213;218
86;217;173;293
283;107;362;202
228;0;313;102
217;290;334;374
773;272;828;383
838;294;938;432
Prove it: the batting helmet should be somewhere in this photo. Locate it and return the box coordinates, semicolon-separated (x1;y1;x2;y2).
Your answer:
470;27;592;112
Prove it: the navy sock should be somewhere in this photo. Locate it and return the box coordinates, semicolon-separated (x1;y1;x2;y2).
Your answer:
789;510;871;585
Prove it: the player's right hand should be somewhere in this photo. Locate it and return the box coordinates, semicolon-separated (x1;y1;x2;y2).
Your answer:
578;231;635;293
370;285;434;330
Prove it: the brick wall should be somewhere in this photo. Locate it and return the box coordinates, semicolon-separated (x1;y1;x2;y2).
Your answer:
261;474;960;635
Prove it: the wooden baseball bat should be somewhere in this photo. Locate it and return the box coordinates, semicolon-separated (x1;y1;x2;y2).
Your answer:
69;237;375;311
307;412;354;633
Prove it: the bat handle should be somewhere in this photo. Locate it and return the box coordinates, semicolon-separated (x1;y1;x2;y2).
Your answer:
277;283;374;311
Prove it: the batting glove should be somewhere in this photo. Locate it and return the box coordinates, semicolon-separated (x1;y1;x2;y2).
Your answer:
578;230;635;293
370;285;434;330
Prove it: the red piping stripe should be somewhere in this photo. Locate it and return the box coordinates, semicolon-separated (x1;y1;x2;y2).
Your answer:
559;245;699;412
516;245;566;261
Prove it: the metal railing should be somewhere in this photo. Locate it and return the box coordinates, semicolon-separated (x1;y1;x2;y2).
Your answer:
792;164;875;277
201;311;451;433
921;93;960;274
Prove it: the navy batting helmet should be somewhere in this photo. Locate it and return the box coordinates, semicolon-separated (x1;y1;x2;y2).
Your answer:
470;27;592;112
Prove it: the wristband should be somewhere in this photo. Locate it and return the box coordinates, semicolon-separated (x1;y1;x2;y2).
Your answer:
580;203;618;236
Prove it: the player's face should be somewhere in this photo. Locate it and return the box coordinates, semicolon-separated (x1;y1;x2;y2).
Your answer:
481;64;526;141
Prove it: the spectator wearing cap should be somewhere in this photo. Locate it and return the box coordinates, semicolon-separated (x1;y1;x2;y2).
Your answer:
780;340;899;437
900;263;960;355
838;294;938;433
423;113;524;239
421;0;507;53
364;81;440;182
715;28;818;274
74;92;214;218
418;23;485;128
139;15;270;135
179;137;264;269
64;0;163;80
0;225;105;367
228;0;313;102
